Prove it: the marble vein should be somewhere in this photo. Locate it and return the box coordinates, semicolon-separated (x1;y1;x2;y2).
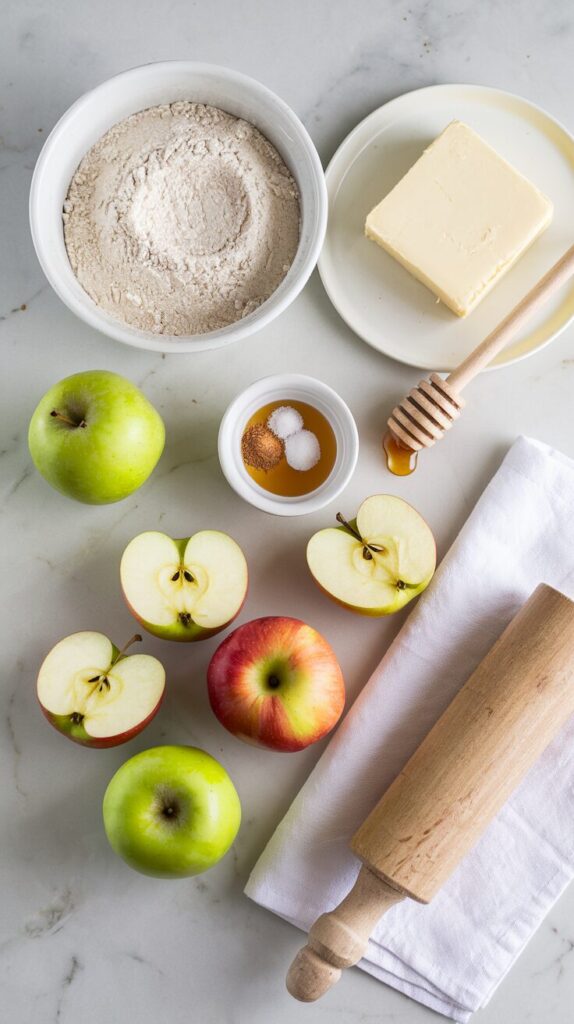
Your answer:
24;887;76;939
5;692;26;799
55;956;82;1022
1;464;33;506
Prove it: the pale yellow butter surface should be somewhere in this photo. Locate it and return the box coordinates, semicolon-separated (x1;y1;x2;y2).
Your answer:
365;121;553;316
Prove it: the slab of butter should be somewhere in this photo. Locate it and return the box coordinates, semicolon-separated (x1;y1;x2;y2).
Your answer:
365;121;553;316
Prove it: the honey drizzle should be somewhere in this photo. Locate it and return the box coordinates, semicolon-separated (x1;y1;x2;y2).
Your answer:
383;430;418;477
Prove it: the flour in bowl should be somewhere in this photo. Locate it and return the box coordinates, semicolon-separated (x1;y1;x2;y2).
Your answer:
63;102;301;336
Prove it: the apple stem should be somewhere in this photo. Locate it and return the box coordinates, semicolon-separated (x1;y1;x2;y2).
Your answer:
335;513;387;560
335;512;362;543
50;409;87;429
111;634;143;666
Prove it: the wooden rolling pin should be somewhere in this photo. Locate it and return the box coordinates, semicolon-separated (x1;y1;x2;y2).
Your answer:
387;243;574;454
287;583;574;1001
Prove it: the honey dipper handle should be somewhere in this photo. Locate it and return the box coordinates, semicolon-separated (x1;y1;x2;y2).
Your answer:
447;243;574;394
286;866;404;1001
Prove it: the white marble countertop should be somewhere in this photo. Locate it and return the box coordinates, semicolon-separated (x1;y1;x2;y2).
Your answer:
2;1;574;1021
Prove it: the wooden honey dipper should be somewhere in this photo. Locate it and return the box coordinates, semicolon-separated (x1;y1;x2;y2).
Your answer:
385;244;574;473
287;583;574;1001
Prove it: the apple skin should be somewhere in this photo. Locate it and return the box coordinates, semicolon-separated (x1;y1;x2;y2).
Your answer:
28;370;165;504
36;634;166;748
121;533;248;643
102;745;241;877
123;596;227;642
207;617;345;753
124;608;246;643
39;697;164;749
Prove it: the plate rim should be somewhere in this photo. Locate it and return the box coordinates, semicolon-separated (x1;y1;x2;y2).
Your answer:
318;82;574;372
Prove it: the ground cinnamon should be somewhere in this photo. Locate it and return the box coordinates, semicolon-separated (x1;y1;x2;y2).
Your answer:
242;424;284;471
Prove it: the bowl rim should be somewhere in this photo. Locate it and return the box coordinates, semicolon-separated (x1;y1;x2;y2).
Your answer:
29;60;328;354
218;373;359;516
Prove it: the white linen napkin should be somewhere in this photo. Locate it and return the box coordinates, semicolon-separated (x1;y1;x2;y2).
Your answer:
245;437;574;1022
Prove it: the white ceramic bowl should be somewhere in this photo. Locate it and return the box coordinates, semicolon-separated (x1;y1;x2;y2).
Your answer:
29;61;327;354
218;374;359;516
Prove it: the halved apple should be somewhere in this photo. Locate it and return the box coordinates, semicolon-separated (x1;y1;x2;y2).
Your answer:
37;631;165;747
120;530;248;642
306;495;436;616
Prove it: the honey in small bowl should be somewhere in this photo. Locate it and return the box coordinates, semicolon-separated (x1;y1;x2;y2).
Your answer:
241;400;337;497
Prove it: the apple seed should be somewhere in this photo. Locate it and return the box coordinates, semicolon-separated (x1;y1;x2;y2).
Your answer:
171;568;194;583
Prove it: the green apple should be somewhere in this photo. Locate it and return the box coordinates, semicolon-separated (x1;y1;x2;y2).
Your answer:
120;530;248;642
306;494;436;615
28;370;165;503
37;631;165;748
102;745;241;877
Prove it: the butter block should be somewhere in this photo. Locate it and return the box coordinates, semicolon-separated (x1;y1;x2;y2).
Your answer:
365;121;553;316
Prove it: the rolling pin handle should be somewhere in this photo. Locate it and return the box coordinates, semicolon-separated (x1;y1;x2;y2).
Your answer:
286;865;404;1001
286;947;341;1002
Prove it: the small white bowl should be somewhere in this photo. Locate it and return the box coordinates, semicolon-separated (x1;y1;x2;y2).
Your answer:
218;374;359;516
29;61;327;354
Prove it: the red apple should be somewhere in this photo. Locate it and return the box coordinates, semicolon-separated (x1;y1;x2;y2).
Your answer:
207;617;345;752
37;631;165;748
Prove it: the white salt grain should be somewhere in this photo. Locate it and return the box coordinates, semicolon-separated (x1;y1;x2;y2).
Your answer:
267;406;304;440
285;430;321;471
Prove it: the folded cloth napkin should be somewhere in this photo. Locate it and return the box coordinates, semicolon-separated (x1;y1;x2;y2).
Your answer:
245;437;574;1022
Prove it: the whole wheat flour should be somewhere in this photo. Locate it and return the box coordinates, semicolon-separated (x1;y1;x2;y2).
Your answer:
63;102;301;336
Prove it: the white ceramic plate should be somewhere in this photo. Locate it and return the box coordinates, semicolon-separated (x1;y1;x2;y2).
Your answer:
319;84;574;371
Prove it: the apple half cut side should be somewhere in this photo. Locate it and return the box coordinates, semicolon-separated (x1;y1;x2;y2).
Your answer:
37;631;165;747
306;494;436;616
120;530;248;642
